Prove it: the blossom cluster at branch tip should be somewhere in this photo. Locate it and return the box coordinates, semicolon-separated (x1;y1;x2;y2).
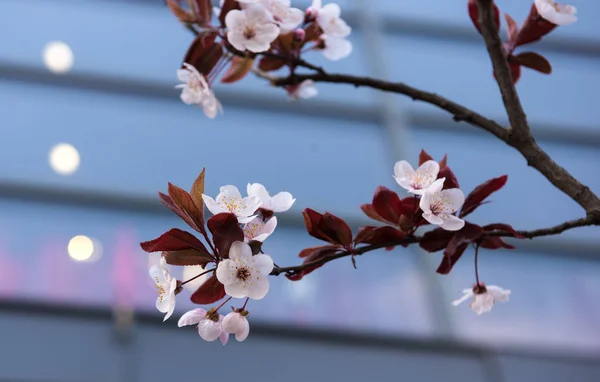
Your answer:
309;0;352;60
452;283;511;315
534;0;577;25
176;63;221;118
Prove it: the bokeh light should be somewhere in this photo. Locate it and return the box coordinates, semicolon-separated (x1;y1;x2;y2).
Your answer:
49;143;80;175
42;41;74;74
67;235;95;262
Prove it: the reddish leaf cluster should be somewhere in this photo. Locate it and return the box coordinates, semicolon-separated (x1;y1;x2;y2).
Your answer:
140;168;245;305
420;173;524;274
468;0;559;83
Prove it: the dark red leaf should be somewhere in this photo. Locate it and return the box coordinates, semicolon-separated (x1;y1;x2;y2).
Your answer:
438;165;460;190
163;249;214;266
303;208;331;242
360;204;389;224
513;52;552;74
419;228;455;253
372;186;404;225
418;149;434;166
354;226;405;246
509;61;522;84
439;154;448;170
483;223;525;239
207;213;244;258
298;245;339;258
190;168;206;220
460;175;508;218
183;32;223;77
167;183;205;233
479;236;515;250
436;243;468;275
190;275;226;304
167;0;195;22
221;56;255;83
258;55;287;72
219;0;240;27
140;228;208;253
443;222;483;257
505;13;519;46
320;213;353;247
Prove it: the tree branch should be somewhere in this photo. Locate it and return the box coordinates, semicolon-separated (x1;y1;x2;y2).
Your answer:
270;72;508;140
475;0;600;216
271;216;600;277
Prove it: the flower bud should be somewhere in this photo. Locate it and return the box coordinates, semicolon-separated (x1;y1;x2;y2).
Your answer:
305;8;317;23
293;28;306;43
222;311;250;342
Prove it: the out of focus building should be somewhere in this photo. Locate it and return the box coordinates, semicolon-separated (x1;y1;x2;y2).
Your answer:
0;0;599;381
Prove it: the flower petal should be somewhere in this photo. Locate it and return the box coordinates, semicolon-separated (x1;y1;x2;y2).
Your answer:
422;211;444;226
202;194;227;215
178;308;206;327
471;293;495;315
247;274;270;300
225;281;249;298
321;36;352;61
415;160;440;188
252;217;277;242
452;291;473;306
222;312;250;342
438;188;465;213
393;161;415;181
239;196;263;216
219;330;230;345
229;241;252;261
216;259;237;285
270;192;295;212
439;214;465;231
220;185;243;200
163;298;176;322
197;319;223;341
251;253;274;275
247;183;270;204
486;285;511;302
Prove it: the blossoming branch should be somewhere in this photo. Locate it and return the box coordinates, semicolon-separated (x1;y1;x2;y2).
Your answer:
138;0;600;344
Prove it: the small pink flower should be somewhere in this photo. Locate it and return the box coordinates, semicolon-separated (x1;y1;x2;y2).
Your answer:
452;283;511;315
178;308;229;344
222;311;250;342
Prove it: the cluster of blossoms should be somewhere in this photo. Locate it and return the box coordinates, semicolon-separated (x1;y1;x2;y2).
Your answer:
169;0;353;118
144;173;295;343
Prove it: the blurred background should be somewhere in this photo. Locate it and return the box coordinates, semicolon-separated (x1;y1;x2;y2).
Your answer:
0;0;599;381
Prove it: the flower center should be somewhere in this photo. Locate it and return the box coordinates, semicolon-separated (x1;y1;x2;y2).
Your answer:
218;197;243;214
243;27;256;40
236;267;252;281
244;220;262;239
154;277;166;302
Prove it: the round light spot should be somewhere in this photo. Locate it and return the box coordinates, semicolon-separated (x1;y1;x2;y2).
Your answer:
43;41;74;74
68;235;94;262
182;265;209;291
49;143;80;175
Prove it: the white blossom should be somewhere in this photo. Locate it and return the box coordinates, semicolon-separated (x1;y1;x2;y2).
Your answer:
261;0;304;31
225;5;280;53
175;63;221;119
535;0;577;25
452;284;511;315
202;185;262;223
419;178;465;231
222;311;250;342
148;257;177;321
310;1;351;38
289;80;318;100
243;216;277;242
247;183;295;213
394;160;440;195
178;308;229;344
320;35;352;61
216;241;274;299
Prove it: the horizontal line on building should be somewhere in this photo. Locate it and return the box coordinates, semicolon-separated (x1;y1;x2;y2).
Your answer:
1;62;599;148
0;180;597;261
0;298;598;365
